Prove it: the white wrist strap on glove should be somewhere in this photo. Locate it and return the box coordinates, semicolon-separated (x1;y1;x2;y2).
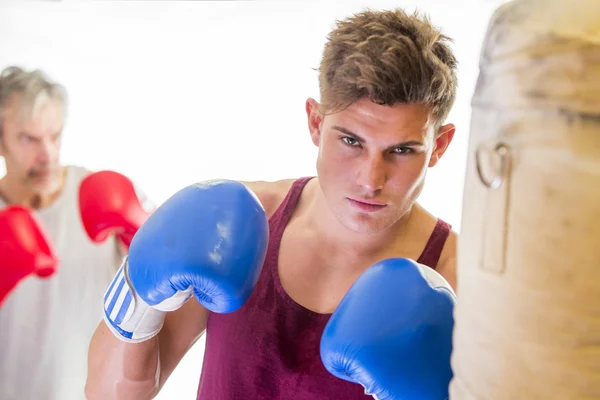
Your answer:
103;258;192;343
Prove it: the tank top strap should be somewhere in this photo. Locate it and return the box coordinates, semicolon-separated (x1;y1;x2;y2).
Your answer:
416;219;452;270
268;177;314;235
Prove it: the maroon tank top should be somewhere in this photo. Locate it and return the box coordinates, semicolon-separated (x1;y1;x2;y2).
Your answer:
196;177;451;400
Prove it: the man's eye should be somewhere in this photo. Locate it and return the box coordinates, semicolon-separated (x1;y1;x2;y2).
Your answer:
393;147;414;154
342;137;360;146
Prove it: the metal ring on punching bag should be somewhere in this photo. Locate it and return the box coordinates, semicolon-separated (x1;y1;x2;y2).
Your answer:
475;142;511;190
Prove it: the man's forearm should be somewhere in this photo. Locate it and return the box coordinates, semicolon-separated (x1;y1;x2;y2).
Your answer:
85;321;160;400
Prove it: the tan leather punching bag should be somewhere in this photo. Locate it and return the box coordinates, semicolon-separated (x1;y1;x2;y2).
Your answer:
449;0;600;399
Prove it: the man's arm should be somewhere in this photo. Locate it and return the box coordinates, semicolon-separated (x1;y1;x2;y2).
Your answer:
85;179;291;399
86;295;208;399
436;230;458;293
436;255;457;294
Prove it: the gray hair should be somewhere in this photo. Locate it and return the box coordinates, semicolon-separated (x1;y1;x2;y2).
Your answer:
0;66;68;137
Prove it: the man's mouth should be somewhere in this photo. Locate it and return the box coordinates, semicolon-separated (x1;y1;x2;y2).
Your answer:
347;197;388;212
29;168;55;179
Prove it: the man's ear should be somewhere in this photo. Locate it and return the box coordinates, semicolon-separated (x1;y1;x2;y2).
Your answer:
306;98;323;147
429;123;456;168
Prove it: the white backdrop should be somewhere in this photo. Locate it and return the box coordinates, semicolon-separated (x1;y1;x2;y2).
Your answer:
0;0;499;398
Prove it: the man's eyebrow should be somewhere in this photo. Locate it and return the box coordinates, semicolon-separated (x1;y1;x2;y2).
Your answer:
17;130;62;137
332;125;365;141
332;125;425;148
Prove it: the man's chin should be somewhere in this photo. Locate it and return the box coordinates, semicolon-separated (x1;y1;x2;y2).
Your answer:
339;213;392;235
28;177;60;195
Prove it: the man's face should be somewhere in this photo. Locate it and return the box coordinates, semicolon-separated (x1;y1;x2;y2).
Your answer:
0;97;64;195
307;97;455;234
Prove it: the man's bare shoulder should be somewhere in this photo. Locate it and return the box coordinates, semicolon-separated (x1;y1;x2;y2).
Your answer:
240;179;297;218
437;228;458;293
440;228;457;261
411;203;458;291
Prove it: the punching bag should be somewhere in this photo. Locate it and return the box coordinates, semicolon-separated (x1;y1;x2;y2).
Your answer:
450;1;600;399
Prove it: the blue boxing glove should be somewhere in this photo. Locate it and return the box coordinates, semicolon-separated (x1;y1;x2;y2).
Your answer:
103;179;269;342
320;258;455;400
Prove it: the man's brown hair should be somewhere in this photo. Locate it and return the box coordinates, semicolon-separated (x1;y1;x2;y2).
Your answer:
318;8;458;129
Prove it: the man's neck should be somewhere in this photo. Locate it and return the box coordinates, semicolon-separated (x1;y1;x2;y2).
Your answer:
0;167;66;209
305;182;413;260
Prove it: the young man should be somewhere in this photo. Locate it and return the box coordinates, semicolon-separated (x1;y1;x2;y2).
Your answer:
0;66;152;400
86;8;458;399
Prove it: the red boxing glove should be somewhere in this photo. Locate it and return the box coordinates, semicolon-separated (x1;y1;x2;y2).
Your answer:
0;206;59;307
78;170;153;249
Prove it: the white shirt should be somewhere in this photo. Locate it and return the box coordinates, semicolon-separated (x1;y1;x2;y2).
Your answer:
0;165;128;400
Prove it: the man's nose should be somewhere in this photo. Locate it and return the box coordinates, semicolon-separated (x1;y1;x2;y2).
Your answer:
356;155;386;192
37;137;54;164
